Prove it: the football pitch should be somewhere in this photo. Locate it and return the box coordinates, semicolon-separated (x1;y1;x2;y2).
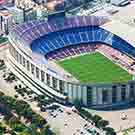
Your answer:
58;52;132;83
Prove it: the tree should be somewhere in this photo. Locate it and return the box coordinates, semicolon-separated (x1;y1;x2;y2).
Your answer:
74;99;82;111
24;110;33;121
18;132;30;135
104;127;116;135
12;123;26;132
0;126;6;134
80;109;92;120
97;120;109;128
43;125;50;135
30;124;37;135
92;114;102;125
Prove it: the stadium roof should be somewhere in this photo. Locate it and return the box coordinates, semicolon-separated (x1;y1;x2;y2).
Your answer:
101;21;135;47
111;0;129;6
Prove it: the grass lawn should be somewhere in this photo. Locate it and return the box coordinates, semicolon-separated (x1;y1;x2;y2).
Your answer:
58;52;132;83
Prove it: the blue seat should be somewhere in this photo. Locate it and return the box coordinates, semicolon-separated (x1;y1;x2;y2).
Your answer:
67;33;76;44
51;38;61;49
56;36;65;47
87;31;94;42
80;32;89;43
30;26;134;57
62;34;70;45
74;33;81;43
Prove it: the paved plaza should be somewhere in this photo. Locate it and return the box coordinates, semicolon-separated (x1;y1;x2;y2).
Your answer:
91;108;135;133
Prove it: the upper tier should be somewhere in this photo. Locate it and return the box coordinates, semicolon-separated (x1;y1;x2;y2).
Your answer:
10;16;109;47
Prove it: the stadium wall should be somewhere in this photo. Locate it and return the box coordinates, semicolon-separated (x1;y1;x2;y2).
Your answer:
6;38;135;108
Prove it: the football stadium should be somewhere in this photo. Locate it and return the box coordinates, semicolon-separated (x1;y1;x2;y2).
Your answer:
6;15;135;108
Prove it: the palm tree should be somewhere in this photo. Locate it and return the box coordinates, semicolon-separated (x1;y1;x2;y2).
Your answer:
29;124;37;135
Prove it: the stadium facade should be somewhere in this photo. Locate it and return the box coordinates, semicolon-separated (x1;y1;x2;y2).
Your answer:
6;16;135;108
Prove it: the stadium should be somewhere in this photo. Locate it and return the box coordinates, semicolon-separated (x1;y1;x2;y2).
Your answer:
6;15;135;108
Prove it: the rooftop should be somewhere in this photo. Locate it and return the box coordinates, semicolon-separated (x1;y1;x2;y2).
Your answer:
101;21;135;47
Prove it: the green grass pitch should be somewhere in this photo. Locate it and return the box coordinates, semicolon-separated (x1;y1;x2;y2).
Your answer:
58;52;132;83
